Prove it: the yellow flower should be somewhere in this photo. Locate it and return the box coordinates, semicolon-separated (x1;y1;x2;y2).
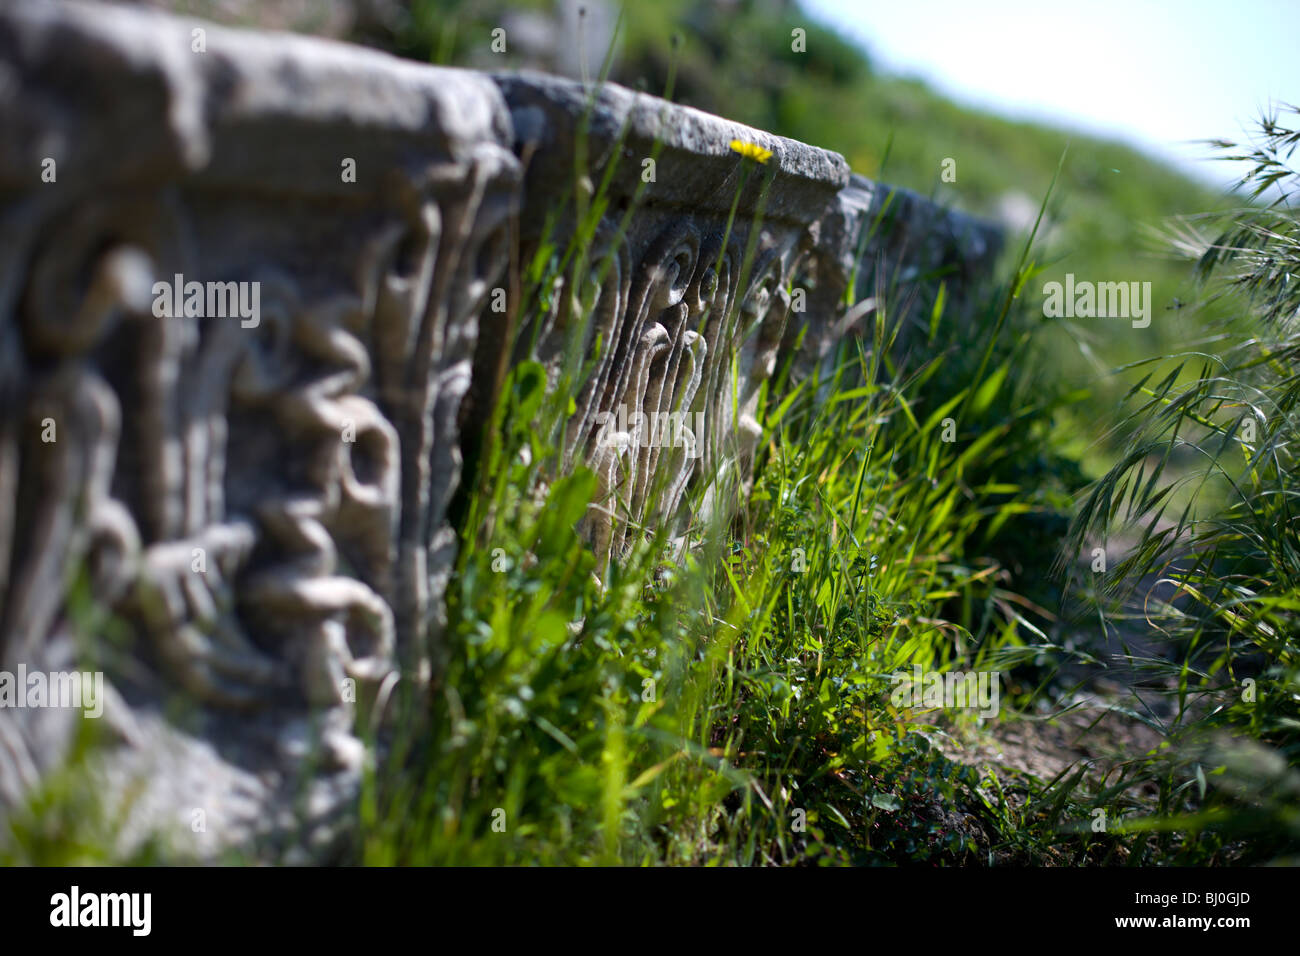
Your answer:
729;140;773;164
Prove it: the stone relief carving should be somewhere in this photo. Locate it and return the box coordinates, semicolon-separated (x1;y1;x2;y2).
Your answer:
490;75;851;570
0;0;519;855
0;1;1000;857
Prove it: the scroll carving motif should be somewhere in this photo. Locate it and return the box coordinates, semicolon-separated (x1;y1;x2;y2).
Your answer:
0;1;1000;857
0;0;519;853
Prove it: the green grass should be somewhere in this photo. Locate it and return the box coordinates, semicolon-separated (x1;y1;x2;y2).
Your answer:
1058;110;1300;864
358;296;1043;864
353;111;1094;864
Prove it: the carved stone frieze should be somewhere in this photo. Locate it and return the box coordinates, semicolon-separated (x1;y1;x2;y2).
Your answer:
0;0;1001;858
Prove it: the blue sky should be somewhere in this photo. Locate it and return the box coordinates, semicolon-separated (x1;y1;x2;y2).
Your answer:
801;0;1300;188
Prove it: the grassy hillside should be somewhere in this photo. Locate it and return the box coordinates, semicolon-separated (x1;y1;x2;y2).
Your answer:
386;0;1242;467
157;0;1245;459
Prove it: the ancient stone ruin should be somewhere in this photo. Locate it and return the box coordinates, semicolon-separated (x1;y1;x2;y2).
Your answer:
0;0;1001;858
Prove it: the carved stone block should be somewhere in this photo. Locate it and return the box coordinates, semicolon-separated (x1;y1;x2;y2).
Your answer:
488;74;852;564
0;0;518;857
